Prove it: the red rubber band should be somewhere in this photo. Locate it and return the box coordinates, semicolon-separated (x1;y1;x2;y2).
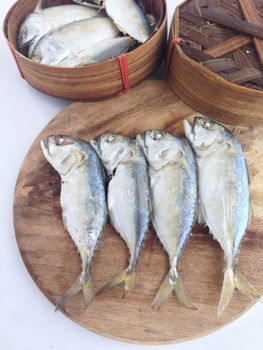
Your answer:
118;54;130;96
7;41;25;79
165;37;185;75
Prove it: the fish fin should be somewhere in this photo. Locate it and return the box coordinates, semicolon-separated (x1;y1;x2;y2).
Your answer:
174;274;197;310
61;212;68;232
110;22;127;35
77;49;95;66
61;150;86;177
83;278;94;307
97;270;136;297
55;273;83;311
55;273;94;311
151;273;173;310
234;271;261;301
152;271;196;311
218;268;261;318
217;268;235;318
227;141;244;157
34;0;42;13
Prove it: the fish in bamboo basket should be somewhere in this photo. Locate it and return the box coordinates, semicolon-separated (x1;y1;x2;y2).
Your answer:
3;0;167;100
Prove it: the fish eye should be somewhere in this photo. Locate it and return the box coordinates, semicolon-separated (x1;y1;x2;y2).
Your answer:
53;135;65;146
204;120;214;129
19;32;26;40
55;136;74;146
33;56;40;63
153;131;165;140
106;134;117;143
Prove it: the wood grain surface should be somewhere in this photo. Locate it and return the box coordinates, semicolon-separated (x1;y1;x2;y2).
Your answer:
13;80;263;344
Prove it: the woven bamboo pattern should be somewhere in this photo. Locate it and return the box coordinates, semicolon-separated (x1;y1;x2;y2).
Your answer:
179;0;263;90
167;0;263;126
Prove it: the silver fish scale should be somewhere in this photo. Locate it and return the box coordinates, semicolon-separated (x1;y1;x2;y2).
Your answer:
151;140;197;263
176;158;197;258
108;157;150;270
232;148;250;258
183;117;260;315
30;17;119;65
104;0;151;43
129;161;150;268
199;140;249;263
61;141;107;260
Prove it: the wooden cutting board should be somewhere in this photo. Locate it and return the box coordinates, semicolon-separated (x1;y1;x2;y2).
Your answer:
13;80;263;344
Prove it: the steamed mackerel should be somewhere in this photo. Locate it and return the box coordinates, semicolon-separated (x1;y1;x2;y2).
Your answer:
184;117;261;317
91;133;151;297
58;36;135;67
73;0;152;43
30;17;120;66
79;36;135;65
137;131;197;310
18;0;99;52
41;135;107;309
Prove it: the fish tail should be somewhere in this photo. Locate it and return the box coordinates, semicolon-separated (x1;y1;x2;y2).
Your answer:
55;273;94;311
234;270;261;301
97;269;136;298
83;278;94;308
174;273;197;310
152;270;196;311
151;273;173;310
217;268;235;318
55;273;83;311
218;268;261;318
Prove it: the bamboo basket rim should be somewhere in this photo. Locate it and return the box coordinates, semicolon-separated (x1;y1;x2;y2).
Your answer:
171;2;263;98
3;0;167;71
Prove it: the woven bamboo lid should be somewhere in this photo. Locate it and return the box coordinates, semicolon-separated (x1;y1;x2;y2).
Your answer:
167;0;263;126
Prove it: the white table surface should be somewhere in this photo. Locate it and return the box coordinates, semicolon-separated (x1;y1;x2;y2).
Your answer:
1;1;263;349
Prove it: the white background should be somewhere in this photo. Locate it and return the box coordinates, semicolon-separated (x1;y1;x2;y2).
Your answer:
1;1;263;349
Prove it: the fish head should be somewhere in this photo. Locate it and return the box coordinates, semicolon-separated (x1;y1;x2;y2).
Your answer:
18;14;49;50
30;37;69;65
183;117;232;156
40;135;87;175
136;131;182;170
91;133;135;174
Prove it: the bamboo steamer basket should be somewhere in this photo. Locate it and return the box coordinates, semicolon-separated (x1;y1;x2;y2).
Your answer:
3;0;167;101
167;0;263;126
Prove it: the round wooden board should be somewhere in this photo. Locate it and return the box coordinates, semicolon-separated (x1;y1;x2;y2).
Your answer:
14;80;263;344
